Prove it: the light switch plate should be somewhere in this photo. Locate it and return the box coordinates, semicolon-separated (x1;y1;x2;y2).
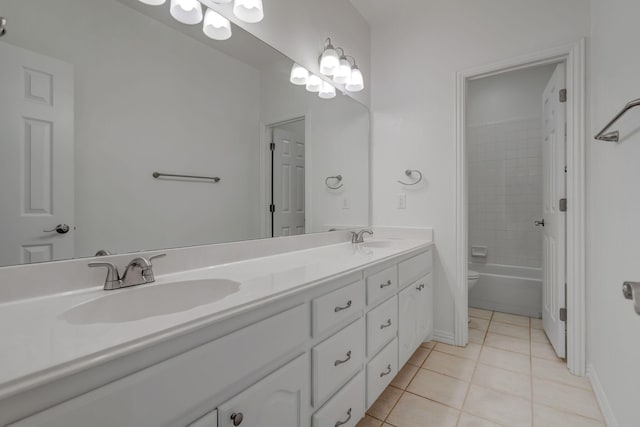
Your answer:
342;198;350;209
397;193;406;209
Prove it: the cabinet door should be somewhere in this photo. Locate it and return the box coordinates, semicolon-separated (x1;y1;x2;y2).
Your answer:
416;273;434;342
398;285;419;367
218;354;309;427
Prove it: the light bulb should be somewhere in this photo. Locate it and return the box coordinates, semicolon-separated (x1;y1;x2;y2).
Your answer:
306;75;323;93
233;0;264;23
170;0;203;25
332;57;352;84
203;8;232;40
318;81;336;99
138;0;166;5
345;66;364;92
319;43;340;76
290;63;309;85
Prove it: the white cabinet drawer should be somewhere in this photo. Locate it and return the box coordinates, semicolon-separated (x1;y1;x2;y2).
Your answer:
312;319;365;407
399;250;432;287
365;265;397;306
218;354;309;427
188;410;218;427
366;295;398;357
10;305;309;427
312;371;365;427
366;338;398;408
312;280;364;336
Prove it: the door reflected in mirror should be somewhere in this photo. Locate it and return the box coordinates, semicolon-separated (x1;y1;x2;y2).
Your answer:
0;0;370;267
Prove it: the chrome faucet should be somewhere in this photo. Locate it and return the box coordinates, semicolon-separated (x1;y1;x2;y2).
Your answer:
89;254;166;290
351;229;374;244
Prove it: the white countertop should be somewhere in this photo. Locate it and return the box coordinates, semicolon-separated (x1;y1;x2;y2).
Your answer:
0;234;432;401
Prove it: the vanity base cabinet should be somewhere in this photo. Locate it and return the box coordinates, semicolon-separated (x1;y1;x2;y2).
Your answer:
398;274;433;368
218;354;309;427
312;372;364;427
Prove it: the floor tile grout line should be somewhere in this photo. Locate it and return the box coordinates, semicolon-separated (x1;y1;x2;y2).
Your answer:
533;400;607;423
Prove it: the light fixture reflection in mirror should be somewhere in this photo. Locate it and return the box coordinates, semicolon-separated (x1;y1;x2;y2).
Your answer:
318;81;336;99
233;0;264;24
332;50;352;85
139;0;166;5
170;0;204;25
290;63;309;85
306;74;323;92
203;8;232;40
210;0;232;4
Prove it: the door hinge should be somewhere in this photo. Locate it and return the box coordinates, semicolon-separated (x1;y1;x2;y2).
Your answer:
269;142;275;151
559;89;567;103
559;198;567;212
559;307;567;322
269;204;275;213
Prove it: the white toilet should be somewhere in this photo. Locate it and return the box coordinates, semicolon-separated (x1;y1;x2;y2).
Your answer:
468;269;480;292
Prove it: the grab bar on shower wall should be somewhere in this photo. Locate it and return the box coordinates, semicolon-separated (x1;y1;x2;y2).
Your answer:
594;98;640;143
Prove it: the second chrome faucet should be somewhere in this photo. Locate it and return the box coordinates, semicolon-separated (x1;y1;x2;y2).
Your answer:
89;254;166;290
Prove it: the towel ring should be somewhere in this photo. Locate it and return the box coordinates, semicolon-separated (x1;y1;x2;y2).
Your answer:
398;169;423;186
325;175;344;190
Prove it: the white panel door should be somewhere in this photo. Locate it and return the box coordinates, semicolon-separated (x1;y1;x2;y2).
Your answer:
218;354;309;427
272;128;305;237
541;63;567;358
0;41;74;267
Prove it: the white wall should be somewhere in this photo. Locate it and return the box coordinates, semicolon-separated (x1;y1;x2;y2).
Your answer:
467;65;555;126
1;0;261;257
588;0;640;425
203;0;371;107
260;60;370;233
467;66;554;269
362;0;590;338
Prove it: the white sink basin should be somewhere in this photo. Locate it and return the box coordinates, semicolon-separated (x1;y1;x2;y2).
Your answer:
61;279;241;324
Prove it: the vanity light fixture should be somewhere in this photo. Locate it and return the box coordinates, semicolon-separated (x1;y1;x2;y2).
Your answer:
210;0;232;3
233;0;264;24
290;63;309;85
345;56;364;92
318;81;337;99
203;8;232;40
170;0;204;25
332;48;352;85
138;0;166;5
305;74;323;93
319;38;340;76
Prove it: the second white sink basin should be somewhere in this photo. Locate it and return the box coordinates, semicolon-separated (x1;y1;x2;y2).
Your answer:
61;279;241;324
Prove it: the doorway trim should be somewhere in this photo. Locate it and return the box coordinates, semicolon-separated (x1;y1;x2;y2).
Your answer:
454;39;586;375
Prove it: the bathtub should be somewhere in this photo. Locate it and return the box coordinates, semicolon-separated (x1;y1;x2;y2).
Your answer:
468;262;542;318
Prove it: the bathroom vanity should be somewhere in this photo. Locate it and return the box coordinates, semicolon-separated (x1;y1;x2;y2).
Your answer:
0;232;433;426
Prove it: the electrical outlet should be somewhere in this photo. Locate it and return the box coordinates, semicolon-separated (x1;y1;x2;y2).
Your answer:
397;193;406;209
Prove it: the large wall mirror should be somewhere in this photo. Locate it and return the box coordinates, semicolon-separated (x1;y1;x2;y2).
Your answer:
0;0;370;267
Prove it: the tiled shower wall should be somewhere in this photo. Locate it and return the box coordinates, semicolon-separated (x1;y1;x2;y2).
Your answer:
468;117;543;268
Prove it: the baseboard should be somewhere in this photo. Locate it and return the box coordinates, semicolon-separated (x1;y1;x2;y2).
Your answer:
432;330;456;345
587;364;618;427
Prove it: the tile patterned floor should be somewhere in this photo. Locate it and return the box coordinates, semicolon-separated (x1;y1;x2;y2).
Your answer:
357;309;604;427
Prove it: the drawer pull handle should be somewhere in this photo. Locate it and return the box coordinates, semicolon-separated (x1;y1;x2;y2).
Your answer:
334;300;352;312
380;280;393;289
380;364;392;377
416;283;425;291
334;350;352;366
335;408;352;427
230;412;243;426
380;319;392;329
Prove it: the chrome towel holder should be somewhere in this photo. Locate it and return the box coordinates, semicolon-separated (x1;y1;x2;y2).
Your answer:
595;97;640;143
325;175;343;190
398;169;423;186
